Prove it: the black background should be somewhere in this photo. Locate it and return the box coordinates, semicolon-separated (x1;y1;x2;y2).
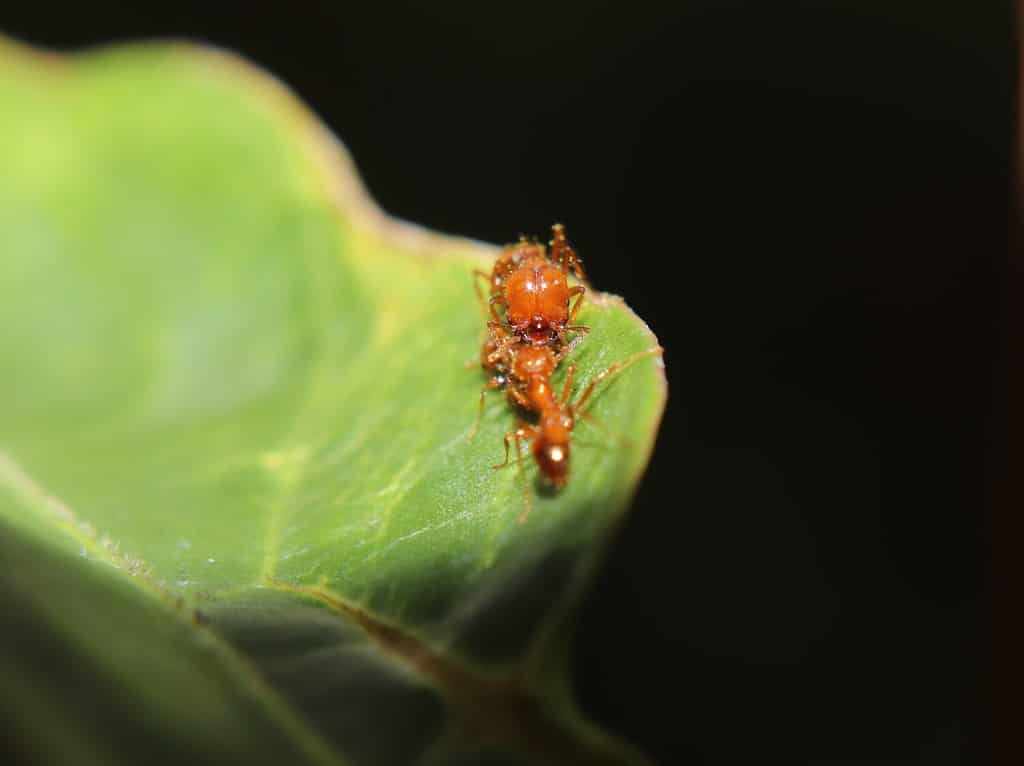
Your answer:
3;2;1010;764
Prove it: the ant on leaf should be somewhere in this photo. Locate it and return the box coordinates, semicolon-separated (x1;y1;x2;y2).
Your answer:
469;225;662;520
470;224;588;440
474;223;590;347
492;344;663;515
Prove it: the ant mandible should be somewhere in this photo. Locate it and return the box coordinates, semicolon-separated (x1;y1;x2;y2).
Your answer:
474;223;590;348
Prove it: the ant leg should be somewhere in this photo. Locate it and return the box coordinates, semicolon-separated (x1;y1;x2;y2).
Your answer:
566;329;589;352
473;270;493;319
550;224;576;277
552;333;584;365
517;478;535;523
491;322;518;352
549;224;568;267
493;431;514;470
560;326;590;348
549;223;575;272
567;285;586;323
486;323;520;366
507;385;531;412
464;342;482;370
492;425;534;470
487;320;518;349
468;378;504;441
574;347;664;414
491;423;536;524
568;251;590;287
560;364;577;405
577;408;632;448
488;295;507;325
468;326;504;373
549;223;591;287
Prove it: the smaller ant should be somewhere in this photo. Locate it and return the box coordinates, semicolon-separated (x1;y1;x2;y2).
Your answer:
491;344;663;520
474;223;590;347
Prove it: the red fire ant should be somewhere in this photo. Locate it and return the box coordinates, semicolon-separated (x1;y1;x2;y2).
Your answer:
488;344;662;520
474;223;590;347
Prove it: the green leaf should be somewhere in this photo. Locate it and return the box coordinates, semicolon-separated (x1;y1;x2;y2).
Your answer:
0;35;666;765
0;492;344;766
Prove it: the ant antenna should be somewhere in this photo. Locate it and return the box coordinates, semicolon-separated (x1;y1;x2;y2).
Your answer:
574;346;664;415
576;408;633;449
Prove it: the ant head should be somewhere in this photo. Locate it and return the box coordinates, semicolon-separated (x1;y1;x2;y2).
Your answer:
513;345;556;379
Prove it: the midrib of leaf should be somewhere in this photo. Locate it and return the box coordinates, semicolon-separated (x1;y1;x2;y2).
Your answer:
267;580;651;766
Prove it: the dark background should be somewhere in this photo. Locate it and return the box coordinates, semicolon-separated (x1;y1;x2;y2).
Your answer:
4;2;1010;763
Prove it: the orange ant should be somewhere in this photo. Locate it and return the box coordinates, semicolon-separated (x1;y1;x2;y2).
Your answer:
488;342;662;520
471;224;590;425
474;223;590;347
468;224;588;437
